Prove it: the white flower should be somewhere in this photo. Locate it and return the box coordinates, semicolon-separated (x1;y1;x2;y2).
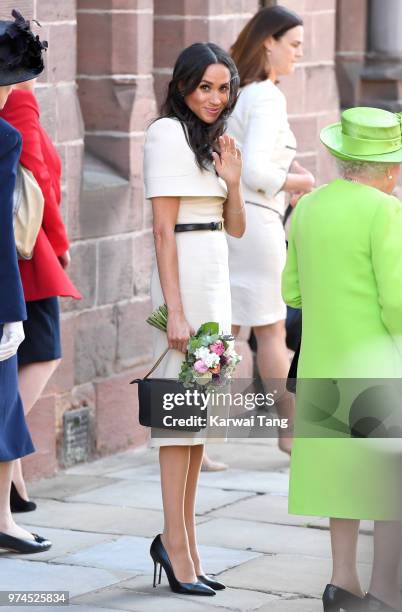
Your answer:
194;347;220;368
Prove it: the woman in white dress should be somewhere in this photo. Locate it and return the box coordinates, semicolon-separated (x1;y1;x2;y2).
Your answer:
143;43;245;596
228;6;315;454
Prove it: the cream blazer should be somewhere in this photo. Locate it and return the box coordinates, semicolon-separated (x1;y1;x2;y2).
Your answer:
227;79;296;215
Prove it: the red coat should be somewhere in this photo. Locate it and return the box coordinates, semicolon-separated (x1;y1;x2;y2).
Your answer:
0;89;81;301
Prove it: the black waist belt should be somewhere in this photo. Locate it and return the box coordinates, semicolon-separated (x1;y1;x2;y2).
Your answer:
174;221;223;233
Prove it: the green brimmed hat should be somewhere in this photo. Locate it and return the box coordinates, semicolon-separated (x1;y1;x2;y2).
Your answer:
320;106;402;163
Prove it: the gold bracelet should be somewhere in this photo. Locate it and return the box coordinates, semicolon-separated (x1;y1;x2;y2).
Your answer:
226;205;245;215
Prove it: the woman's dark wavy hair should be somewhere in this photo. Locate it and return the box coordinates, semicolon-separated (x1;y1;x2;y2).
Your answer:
160;42;240;170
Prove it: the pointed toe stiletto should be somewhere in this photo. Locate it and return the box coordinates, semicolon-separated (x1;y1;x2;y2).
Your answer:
10;483;36;513
322;584;365;611
364;593;399;611
197;574;226;590
150;534;215;596
0;532;52;554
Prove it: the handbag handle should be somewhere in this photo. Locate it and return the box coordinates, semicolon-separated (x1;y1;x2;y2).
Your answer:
143;347;170;379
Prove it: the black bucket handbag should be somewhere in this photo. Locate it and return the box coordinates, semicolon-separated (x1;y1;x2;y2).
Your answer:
130;348;208;432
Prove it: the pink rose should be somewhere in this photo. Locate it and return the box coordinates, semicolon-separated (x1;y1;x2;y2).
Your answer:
194;359;209;374
210;340;225;356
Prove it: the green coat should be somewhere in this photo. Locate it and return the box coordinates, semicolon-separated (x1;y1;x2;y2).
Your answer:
282;179;402;520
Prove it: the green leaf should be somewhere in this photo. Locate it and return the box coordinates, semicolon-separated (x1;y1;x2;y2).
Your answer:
197;322;219;336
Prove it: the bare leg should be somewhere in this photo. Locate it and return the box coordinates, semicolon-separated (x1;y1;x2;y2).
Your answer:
329;518;364;597
13;359;60;500
253;322;294;454
0;461;34;540
184;444;204;575
159;445;196;583
368;521;402;610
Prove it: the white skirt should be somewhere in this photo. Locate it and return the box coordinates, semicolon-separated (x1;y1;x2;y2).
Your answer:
227;203;287;327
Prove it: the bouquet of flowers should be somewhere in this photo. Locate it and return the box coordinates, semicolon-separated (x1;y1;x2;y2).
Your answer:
146;305;242;390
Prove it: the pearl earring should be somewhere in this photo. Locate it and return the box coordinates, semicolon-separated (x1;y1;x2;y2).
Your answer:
388;175;393;180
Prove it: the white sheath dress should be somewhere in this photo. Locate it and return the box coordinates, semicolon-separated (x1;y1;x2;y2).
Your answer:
144;117;232;446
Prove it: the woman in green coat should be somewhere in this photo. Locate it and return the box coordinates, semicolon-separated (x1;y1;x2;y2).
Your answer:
282;107;402;612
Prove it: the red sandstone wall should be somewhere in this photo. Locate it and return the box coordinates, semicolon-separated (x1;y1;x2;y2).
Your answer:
0;1;341;479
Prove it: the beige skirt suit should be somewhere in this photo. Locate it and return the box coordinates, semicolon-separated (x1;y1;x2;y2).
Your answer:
143;117;232;446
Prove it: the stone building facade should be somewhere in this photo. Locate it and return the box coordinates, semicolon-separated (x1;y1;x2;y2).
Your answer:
1;0;398;479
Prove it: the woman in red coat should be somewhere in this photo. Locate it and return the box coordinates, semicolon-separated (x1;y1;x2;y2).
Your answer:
0;80;81;511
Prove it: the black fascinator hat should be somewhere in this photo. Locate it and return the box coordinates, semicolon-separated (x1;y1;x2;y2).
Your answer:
0;9;48;86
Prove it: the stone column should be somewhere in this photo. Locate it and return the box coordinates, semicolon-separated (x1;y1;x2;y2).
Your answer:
359;0;402;110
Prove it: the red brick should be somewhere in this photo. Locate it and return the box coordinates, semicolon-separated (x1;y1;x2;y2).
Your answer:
95;365;150;455
305;0;335;10
98;236;134;305
65;143;84;240
116;299;153;369
305;66;339;114
35;86;57;141
336;0;367;53
56;87;84;143
79;0;151;8
133;231;154;296
278;65;305;115
86;134;130;177
0;1;33;19
62;241;97;312
47;24;77;83
290;115;318;153
36;0;76;22
45;317;75;394
74;306;118;385
23;396;58;481
311;11;336;63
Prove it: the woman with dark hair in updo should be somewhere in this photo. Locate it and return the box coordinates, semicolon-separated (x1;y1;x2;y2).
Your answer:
143;42;245;596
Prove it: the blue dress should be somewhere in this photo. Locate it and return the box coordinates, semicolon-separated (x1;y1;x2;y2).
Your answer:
0;118;34;461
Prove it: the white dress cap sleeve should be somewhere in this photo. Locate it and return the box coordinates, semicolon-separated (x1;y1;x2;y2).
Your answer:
143;117;227;200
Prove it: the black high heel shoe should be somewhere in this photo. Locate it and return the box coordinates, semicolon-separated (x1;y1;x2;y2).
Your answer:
150;535;215;596
10;483;36;513
0;532;51;554
364;593;399;611
197;574;225;590
323;584;365;611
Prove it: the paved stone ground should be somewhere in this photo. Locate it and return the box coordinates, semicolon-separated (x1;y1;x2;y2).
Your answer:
0;439;373;611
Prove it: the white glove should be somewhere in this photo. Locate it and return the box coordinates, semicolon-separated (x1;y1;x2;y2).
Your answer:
0;321;25;362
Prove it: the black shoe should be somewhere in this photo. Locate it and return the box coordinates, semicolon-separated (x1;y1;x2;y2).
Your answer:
10;483;36;513
197;574;225;590
365;593;399;611
323;584;365;611
150;534;215;596
0;532;51;554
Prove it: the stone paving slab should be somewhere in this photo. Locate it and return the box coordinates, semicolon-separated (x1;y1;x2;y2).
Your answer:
258;598;322;611
0;558;131;598
65;448;155;476
0;525;115;562
72;575;280;612
18;499;165;537
219;553;371;598
204;442;290;472
197;517;374;562
66;479;254;515
29;474;118;501
111;464;289;495
211;493;319;527
54;535;261;575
